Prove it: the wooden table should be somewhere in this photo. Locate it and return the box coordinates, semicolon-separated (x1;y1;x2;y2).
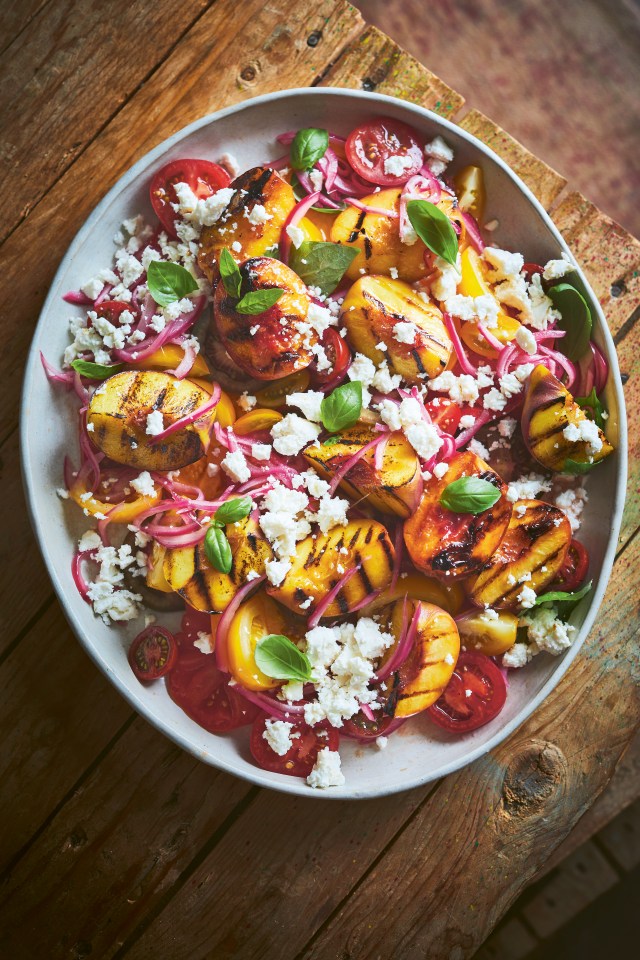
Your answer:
1;2;638;957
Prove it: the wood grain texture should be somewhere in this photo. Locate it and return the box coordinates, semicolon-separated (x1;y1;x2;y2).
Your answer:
0;0;363;444
0;0;214;244
0;0;51;54
458;109;567;211
318;24;465;115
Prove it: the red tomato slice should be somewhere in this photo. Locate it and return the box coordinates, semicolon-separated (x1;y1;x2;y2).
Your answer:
345;117;423;186
128;625;177;682
150;158;231;237
167;632;259;732
427;651;506;732
311;328;351;386
426;398;462;435
342;711;395;741
250;716;340;777
551;539;589;593
95;300;131;324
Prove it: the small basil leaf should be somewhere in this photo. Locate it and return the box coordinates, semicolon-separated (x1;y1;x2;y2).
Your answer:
290;128;329;172
263;244;282;260
407;199;459;267
289;241;358;296
575;387;606;430
548;283;592;360
235;288;284;315
534;580;592;607
147;260;199;306
320;381;363;433
562;458;602;475
322;436;343;446
219;247;242;299
214;496;253;526
440;476;501;515
204;525;233;574
254;634;312;682
71;359;124;380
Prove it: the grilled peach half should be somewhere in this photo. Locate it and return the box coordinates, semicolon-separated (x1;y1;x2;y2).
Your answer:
360;572;465;617
303;426;423;518
340;275;453;382
381;599;460;718
468;499;571;609
330;188;430;282
404;451;512;581
522;364;613;472
197;166;295;281
163;515;273;613
87;370;213;471
267;520;395;619
213;256;314;380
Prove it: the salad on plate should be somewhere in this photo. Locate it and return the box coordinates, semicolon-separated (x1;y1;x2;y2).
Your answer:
42;116;614;789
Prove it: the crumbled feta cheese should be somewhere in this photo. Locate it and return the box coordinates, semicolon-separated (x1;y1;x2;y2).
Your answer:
286;224;305;249
172;185;235;229
502;642;531;669
394;321;419;344
398;397;443;461
383;154;414;177
307;748;345;788
425;135;453;165
251;443;272;462
507;472;552;502
542;254;573;282
430;256;461;301
433;462;449;480
483;387;507;412
271;414;321;456
264;558;292;587
515;326;537;355
286;390;324;423
145;411;164;436
562;418;603;454
498;417;517;439
263;719;295;756
376;399;402;432
237;392;257;412
78;530;102;553
520;605;576;655
527;273;561;330
244;203;272;226
555;486;588;533
130;471;156;497
309;169;324;192
231;240;242;253
483;247;524;281
468;438;490;461
517;585;537;609
221;449;251;483
377;736;388;750
389;267;399;280
314;495;349;534
194;631;214;655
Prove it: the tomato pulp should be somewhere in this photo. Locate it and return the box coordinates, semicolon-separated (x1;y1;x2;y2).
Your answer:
128;625;177;682
427;651;506;732
345;117;423;186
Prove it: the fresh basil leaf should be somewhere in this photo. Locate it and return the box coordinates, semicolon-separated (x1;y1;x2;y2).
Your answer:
407;199;459;267
71;359;123;380
204;525;232;574
534;580;592;607
440;476;501;515
576;387;606;430
320;381;363;433
290;128;329;172
322;436;343;446
147;260;199;306
548;283;592;360
235;288;284;315
214;496;253;526
289;241;358;296
219;247;242;299
562;458;602;475
254;634;312;682
263;244;282;260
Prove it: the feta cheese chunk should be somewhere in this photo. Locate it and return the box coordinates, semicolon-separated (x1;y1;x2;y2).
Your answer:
306;748;345;788
271;414;321;456
263;719;295;756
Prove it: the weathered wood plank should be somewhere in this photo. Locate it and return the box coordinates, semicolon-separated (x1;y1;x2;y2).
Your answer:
290;534;640;960
597;797;640;872
0;0;51;54
318;24;465;116
0;0;214;244
458;109;567;211
0;604;131;869
552;191;640;337
0;720;251;960
0;0;363;444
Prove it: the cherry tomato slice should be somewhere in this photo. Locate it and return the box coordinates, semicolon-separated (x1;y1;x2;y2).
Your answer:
95;300;131;324
425;398;462;435
345;117;423;186
128;626;177;682
311;328;351;386
150;158;231;237
250;716;340;777
342;711;396;741
427;651;506;733
551;539;589;593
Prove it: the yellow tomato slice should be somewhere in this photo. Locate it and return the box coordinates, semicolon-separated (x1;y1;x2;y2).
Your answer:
452;165;486;221
137;344;209;377
361;572;464;616
254;369;310;409
458;247;521;358
146;543;174;593
227;592;292;691
189;379;237;427
299;216;323;242
69;477;162;524
233;408;283;436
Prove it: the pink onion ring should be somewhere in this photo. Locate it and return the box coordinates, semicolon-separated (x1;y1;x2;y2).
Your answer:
307;566;361;628
215;575;267;673
149;384;220;445
279;191;322;263
442;313;477;376
375;601;421;683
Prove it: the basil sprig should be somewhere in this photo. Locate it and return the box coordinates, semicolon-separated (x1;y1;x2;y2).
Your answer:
255;634;312;682
407;199;458;267
320;381;363;433
289;241;358;295
440;476;501;515
562;458;602;476
71;359;123;380
203;497;253;573
290;128;329;172
576;387;606;430
147;260;199;306
236;288;284;314
548;282;592;359
219;247;242;299
534;580;592;608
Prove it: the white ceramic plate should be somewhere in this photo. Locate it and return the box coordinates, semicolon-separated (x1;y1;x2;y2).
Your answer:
21;89;627;799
